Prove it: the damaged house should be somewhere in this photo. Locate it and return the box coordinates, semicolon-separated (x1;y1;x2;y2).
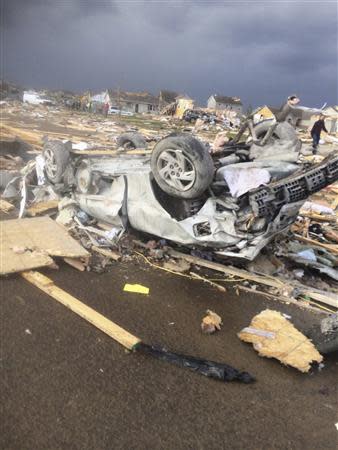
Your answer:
107;90;159;113
158;90;180;110
89;90;159;114
207;94;243;114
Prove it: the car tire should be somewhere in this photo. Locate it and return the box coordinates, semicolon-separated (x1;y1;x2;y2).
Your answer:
43;140;71;183
151;133;214;199
117;132;147;149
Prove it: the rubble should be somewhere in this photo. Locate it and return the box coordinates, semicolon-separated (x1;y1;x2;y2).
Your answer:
0;98;337;313
201;310;223;334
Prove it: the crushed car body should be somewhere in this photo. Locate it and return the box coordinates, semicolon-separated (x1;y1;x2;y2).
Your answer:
40;105;338;261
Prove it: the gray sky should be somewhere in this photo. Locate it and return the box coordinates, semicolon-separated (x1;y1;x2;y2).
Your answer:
2;0;338;107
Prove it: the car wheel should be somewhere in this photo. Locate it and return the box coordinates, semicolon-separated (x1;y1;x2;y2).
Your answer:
151;133;214;199
117;132;147;149
75;160;99;194
43;140;71;183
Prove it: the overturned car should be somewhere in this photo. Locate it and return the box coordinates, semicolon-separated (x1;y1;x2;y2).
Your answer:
42;116;338;261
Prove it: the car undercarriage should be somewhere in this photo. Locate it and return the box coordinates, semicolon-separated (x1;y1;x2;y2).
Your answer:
40;108;338;261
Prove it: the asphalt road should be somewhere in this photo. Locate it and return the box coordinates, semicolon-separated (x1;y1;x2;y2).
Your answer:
1;260;337;450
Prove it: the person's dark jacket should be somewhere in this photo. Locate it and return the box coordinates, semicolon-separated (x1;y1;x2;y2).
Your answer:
311;119;327;136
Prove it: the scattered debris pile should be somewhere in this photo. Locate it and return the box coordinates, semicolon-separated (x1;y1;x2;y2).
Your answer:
1;97;337;384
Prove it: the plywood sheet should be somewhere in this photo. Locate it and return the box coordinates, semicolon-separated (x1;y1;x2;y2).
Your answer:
0;217;89;275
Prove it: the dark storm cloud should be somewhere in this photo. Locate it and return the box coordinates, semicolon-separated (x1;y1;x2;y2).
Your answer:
2;0;337;107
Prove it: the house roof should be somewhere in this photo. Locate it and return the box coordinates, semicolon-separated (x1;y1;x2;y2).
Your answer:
212;95;242;105
160;90;180;104
108;89;159;105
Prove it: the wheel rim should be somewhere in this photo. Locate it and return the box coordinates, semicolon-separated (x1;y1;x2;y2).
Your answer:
157;149;196;191
44;148;58;178
76;162;93;193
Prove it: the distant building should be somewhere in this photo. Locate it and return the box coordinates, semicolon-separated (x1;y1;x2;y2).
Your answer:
174;95;194;119
159;90;180;109
253;105;276;122
107;89;159;113
207;94;242;114
23;90;53;105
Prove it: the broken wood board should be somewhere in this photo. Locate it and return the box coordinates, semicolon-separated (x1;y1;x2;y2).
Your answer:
168;249;338;309
21;271;141;350
168;249;286;290
91;246;121;261
0;216;89;275
294;234;338;255
63;257;87;271
0;199;15;213
238;309;323;373
26;200;59;217
299;211;337;223
236;285;333;314
301;291;338;309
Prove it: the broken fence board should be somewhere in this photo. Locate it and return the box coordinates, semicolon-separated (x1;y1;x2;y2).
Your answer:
21;271;141;350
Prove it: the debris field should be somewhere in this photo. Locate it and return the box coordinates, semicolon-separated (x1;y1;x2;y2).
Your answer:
1;91;337;449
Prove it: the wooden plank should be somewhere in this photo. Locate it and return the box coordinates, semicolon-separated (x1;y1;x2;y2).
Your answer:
301;291;338;309
167;249;338;309
0;217;89;275
299;211;337;223
21;271;141;350
167;249;286;289
91;246;121;261
63;257;86;271
26;200;59;217
0;199;15;213
294;234;338;255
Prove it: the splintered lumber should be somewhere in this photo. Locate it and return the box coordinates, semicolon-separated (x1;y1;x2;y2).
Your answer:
91;245;121;261
238;309;323;373
168;249;286;289
21;271;141;350
0;123;43;148
294;234;338;255
0;199;15;213
0;216;89;275
299;211;337;223
301;291;338;309
167;249;338;309
26;200;59;217
63;257;87;271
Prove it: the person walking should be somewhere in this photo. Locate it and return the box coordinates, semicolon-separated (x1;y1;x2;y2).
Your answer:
311;115;327;153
